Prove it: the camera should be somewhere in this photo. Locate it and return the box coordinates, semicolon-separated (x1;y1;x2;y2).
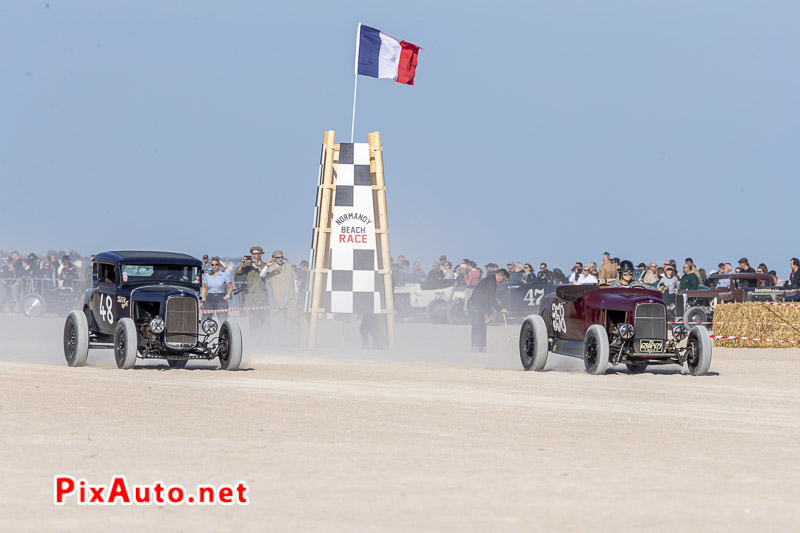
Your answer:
245;255;252;261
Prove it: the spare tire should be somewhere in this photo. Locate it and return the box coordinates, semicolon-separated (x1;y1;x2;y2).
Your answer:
426;300;448;324
683;306;708;325
21;293;46;318
447;299;468;325
393;299;410;322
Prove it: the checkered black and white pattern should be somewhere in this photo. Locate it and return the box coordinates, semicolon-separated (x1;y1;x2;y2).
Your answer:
307;142;383;314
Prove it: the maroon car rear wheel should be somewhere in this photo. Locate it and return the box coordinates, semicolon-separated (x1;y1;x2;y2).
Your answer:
519;315;548;371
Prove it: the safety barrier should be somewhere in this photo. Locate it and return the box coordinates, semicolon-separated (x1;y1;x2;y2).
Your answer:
709;335;800;345
200;304;292;315
673;321;800;327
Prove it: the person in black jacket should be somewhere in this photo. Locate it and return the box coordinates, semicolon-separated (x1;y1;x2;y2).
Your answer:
467;268;509;352
737;257;756;289
789;258;800;288
786;258;800;302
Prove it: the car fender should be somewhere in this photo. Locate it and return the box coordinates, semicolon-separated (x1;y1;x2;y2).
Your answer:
539;293;557;315
523;314;539;325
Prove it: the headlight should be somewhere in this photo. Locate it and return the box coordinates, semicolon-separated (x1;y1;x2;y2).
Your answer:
201;318;218;335
672;324;688;340
149;316;166;334
618;323;634;340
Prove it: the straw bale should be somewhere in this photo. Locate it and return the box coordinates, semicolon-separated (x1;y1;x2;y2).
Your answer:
713;303;800;348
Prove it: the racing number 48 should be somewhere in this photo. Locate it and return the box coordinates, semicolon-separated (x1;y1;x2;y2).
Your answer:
99;294;114;324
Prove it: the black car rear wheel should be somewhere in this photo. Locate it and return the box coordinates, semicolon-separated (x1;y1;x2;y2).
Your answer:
114;318;138;370
63;310;89;367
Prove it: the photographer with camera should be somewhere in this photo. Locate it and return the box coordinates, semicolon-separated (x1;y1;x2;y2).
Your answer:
260;249;299;346
568;262;583;285
235;246;271;345
58;255;79;285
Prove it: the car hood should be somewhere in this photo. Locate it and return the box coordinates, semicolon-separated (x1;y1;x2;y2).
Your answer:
128;284;199;302
584;288;664;312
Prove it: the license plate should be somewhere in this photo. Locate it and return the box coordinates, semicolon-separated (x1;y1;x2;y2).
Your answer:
637;339;664;353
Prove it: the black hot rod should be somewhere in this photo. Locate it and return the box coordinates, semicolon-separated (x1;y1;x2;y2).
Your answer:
63;251;242;370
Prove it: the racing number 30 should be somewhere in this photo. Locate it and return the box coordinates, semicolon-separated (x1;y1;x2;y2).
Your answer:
99;294;114;324
551;302;566;333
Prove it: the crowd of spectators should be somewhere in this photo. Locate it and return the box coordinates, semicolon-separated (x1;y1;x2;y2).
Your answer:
0;249;88;313
4;247;800;314
0;248;312;317
391;252;800;297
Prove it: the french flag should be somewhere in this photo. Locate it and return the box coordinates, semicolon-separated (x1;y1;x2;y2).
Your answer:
356;24;421;85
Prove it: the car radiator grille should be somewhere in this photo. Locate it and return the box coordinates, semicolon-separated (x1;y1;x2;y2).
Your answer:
634;303;666;341
165;296;198;349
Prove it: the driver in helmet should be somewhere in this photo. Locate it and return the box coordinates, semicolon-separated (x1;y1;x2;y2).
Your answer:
608;260;653;289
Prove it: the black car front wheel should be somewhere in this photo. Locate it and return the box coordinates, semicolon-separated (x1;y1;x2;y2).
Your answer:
218;320;242;371
114;318;138;370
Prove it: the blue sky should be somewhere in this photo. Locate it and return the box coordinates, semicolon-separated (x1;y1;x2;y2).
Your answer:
1;1;797;276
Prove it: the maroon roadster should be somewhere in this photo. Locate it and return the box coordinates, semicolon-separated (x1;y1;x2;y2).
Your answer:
519;284;711;375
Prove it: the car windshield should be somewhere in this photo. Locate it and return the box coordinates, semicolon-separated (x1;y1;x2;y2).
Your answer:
121;264;200;284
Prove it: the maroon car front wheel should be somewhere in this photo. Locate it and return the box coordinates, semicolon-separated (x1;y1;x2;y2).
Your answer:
583;325;609;375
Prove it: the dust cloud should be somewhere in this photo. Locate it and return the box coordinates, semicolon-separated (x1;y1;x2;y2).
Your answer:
0;307;608;373
0;310;557;372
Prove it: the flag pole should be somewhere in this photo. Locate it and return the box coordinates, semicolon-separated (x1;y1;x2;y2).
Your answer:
351;23;361;142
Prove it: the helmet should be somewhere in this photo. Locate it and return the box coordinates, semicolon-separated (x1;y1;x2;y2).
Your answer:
618;260;635;274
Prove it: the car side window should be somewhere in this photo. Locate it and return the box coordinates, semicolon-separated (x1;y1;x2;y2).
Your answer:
99;263;117;285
